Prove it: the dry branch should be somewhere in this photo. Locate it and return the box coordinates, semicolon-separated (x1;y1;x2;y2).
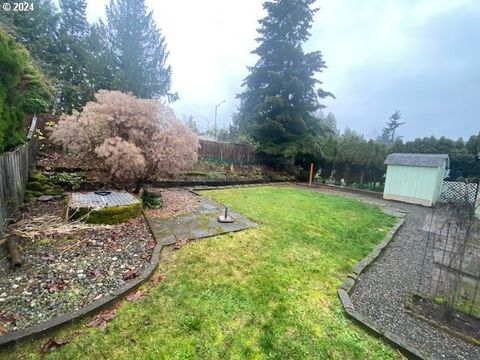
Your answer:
6;212;112;241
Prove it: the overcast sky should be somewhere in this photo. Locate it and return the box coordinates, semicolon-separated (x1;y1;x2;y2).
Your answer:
85;0;480;140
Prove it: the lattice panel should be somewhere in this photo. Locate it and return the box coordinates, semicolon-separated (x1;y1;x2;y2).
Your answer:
439;181;478;205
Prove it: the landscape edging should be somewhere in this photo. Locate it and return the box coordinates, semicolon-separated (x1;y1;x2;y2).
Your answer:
152;179;290;188
337;214;427;360
0;214;164;348
303;182;384;198
404;291;480;347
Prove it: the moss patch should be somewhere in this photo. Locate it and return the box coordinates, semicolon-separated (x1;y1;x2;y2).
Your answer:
69;202;143;225
142;190;163;209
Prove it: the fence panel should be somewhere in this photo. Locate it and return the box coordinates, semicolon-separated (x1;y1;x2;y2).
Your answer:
0;139;36;235
439;181;478;206
199;140;258;164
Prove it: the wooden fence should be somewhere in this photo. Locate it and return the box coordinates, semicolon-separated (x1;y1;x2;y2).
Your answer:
0;137;36;236
199;139;258;164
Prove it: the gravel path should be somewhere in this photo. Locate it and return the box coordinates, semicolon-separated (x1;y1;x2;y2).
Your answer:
295;185;480;360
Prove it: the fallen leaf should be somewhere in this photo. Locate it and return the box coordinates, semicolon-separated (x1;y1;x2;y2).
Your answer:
39;338;69;356
147;241;156;250
149;273;166;287
88;310;116;328
123;269;139;281
174;239;188;250
127;290;145;303
0;312;16;325
87;269;103;278
41;253;55;261
46;280;67;293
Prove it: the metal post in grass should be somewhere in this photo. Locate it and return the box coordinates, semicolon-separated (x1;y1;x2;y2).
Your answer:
218;207;234;223
309;162;314;186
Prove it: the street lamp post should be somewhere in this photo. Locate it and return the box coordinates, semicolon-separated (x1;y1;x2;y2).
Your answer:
214;100;226;139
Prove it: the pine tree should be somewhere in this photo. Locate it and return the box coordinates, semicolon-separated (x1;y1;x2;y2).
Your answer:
235;0;333;160
106;0;175;100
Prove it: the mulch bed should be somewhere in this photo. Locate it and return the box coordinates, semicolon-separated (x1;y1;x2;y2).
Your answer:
0;197;155;335
411;295;480;342
144;188;200;219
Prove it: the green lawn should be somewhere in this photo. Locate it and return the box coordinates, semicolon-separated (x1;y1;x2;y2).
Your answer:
1;186;399;359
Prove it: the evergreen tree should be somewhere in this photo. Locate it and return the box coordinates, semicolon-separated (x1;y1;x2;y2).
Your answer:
377;110;405;145
0;0;59;71
59;0;89;40
85;21;116;93
55;0;92;113
106;0;175;100
235;0;333;160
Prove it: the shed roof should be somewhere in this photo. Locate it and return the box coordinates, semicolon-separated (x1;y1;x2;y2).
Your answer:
384;153;449;167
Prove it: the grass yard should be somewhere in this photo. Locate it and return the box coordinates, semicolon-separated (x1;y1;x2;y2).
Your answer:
1;186;399;359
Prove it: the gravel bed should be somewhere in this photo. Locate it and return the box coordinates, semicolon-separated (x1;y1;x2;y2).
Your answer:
0;199;155;334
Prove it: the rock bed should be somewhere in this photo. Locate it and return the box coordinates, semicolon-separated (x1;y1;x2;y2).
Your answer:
0;198;155;334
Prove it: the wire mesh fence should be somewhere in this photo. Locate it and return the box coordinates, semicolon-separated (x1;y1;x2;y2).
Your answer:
417;203;480;319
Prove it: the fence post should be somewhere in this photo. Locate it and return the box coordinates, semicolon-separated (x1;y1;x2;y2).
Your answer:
309;163;314;186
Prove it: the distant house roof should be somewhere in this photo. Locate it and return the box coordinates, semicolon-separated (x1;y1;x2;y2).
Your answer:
384;153;449;168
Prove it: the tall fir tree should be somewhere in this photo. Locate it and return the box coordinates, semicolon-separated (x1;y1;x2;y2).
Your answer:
55;0;92;113
59;0;89;40
235;0;333;160
106;0;175;100
85;21;116;93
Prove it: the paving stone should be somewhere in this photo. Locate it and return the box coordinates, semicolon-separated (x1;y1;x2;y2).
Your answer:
146;197;257;244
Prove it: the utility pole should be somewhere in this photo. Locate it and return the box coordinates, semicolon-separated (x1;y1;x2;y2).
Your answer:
214;100;226;139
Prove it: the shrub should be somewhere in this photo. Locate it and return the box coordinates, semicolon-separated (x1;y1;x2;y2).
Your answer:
49;90;200;189
0;29;52;152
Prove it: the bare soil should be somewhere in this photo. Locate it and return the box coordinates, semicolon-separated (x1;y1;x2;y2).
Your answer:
412;295;480;342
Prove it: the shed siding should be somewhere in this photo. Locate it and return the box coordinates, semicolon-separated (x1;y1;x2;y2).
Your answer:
432;164;445;203
384;165;438;206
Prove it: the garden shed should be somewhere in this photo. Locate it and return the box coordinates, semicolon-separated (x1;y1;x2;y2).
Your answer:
383;153;449;206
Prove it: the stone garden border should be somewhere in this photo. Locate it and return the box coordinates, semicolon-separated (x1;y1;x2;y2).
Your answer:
187;182;277;194
153;179;289;188
0;212;164;348
304;182;384;198
337;211;427;360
